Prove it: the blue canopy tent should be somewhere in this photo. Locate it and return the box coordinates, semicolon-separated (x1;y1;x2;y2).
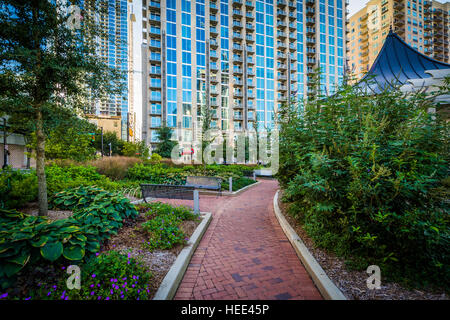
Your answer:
354;28;450;95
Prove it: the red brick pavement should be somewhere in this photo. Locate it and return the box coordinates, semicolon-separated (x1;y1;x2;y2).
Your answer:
157;179;322;300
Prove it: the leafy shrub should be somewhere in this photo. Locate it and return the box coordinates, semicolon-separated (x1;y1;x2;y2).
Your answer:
50;186;138;243
140;202;199;250
0;209;99;289
148;153;162;164
0;187;139;287
278;79;450;289
126;163;186;185
0;169;38;209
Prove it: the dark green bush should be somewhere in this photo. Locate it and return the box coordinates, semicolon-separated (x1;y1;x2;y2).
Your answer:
278;79;450;289
140;202;199;250
0;169;38;209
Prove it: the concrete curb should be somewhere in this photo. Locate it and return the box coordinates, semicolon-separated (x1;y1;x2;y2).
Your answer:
153;211;212;300
273;191;347;300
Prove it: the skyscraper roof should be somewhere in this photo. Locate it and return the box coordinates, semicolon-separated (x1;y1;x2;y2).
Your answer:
354;29;450;95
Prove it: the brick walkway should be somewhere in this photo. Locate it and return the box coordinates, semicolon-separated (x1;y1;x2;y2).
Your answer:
159;179;322;300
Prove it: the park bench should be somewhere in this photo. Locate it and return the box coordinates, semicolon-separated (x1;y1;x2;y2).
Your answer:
185;176;222;195
140;184;200;213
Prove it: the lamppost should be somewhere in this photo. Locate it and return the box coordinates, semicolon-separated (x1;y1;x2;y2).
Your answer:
2;118;7;170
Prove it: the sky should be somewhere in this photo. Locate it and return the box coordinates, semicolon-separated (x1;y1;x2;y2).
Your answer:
348;0;369;17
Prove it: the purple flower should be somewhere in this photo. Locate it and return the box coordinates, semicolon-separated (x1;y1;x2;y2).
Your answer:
106;297;110;300
0;293;8;299
25;297;31;300
92;274;96;278
90;291;95;296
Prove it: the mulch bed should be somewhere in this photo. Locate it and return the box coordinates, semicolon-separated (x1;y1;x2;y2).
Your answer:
277;190;448;300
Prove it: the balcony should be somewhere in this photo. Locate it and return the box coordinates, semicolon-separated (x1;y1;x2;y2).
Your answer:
277;21;287;28
289;22;296;30
277;52;286;59
278;74;287;80
306;37;315;44
306;17;315;26
210;2;218;12
210;88;219;95
233;56;243;63
289;32;296;40
210;100;219;107
306;0;314;6
245;24;255;31
210;39;219;47
306;47;315;55
247;57;255;64
393;18;403;26
246;46;255;53
245;1;254;9
277;63;287;70
233;68;243;75
306;58;316;65
278;85;287;91
234;114;243;120
210;51;219;60
248;104;255;110
277;10;287;17
233;44;243;52
210;64;218;72
233;0;243;6
233;9;243;17
289;53;297;61
233;33;243;41
234;103;243;109
247;69;255;76
246;35;254;42
210;15;218;24
246;12;254;20
278;42;287;49
289;43;296;51
288;11;296;20
306;27;315;36
210;27;218;36
233;21;243;29
277;0;287;7
210;76;219;83
277;31;287;39
148;14;161;24
233;79;243;86
148;1;161;10
423;0;431;7
306;7;315;16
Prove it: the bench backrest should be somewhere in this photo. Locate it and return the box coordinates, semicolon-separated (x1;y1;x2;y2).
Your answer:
186;176;221;189
140;184;195;200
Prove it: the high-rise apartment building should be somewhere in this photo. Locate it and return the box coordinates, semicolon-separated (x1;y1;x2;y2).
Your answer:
140;0;347;150
83;0;131;140
347;0;450;80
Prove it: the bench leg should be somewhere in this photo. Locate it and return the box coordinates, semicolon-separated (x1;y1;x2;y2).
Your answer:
193;190;199;214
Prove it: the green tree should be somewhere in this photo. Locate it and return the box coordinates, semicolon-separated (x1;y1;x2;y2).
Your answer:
122;140;149;159
94;131;124;156
155;126;178;159
0;1;124;215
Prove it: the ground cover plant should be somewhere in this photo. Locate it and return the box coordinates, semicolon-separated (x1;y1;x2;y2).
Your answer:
139;202;199;251
277;77;450;290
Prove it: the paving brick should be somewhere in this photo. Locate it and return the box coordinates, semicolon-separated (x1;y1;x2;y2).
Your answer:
165;180;322;301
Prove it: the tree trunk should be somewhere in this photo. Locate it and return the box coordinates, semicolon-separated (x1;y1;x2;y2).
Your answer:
35;109;48;216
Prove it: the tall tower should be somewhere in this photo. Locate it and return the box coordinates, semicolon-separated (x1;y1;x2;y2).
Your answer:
141;0;347;151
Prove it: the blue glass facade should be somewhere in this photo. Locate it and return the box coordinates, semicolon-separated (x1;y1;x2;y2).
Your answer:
145;0;347;146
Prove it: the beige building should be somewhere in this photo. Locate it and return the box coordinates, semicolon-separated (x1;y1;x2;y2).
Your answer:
86;115;123;139
347;0;450;80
